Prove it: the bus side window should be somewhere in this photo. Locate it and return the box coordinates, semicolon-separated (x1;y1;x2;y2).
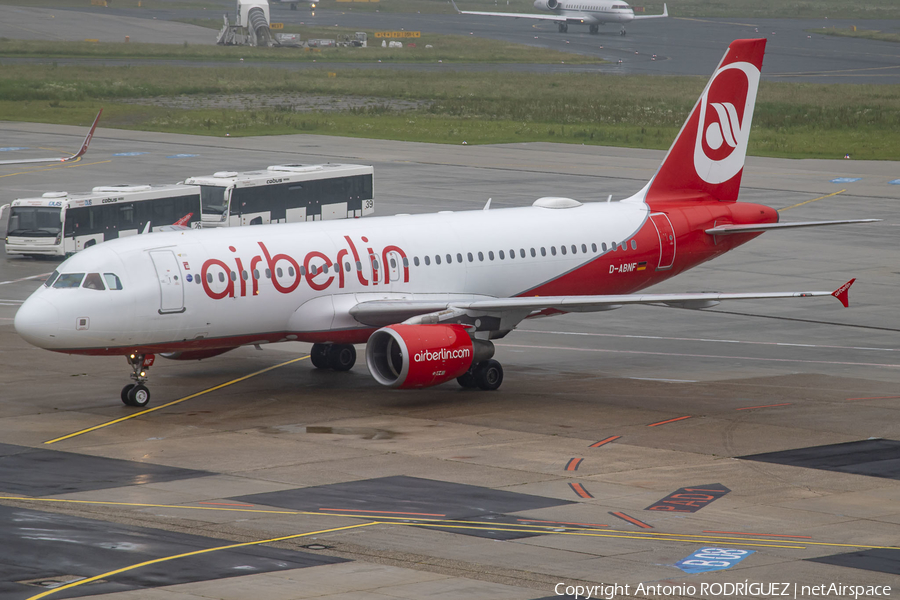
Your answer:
103;273;123;290
82;273;105;290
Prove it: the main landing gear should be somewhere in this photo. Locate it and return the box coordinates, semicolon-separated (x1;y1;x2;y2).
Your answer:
589;24;599;34
310;343;357;371
121;353;154;408
620;26;627;36
558;23;568;33
457;359;504;391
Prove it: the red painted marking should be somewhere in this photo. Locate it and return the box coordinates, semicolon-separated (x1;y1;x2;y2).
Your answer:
589;436;621;448
702;530;812;539
319;508;446;517
517;519;609;528
609;511;653;529
565;458;584;471
647;415;692;427
735;403;791;411
198;502;255;507
569;483;593;499
846;395;900;401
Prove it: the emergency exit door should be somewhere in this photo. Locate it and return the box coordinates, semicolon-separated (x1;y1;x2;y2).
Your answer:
650;213;676;270
149;250;185;314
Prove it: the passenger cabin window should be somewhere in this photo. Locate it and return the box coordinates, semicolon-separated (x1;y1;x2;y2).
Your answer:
425;256;431;265
82;273;105;290
414;257;420;266
53;273;85;288
103;273;123;290
631;239;637;250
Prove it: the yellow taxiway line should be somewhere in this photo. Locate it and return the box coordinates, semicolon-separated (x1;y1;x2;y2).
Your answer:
44;355;309;445
24;522;379;600
779;189;845;212
3;494;899;552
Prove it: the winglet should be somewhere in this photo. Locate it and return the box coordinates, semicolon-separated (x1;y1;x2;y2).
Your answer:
832;278;855;308
450;0;462;13
62;109;102;163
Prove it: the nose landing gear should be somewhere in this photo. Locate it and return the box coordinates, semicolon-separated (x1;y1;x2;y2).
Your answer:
121;353;154;407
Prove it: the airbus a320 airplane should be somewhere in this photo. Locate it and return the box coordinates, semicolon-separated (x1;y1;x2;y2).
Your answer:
451;0;667;34
15;40;876;408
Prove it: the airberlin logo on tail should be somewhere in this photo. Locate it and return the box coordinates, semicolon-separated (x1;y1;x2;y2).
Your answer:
414;348;471;363
200;236;409;300
693;61;760;185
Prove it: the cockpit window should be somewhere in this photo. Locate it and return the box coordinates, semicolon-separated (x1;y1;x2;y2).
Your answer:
103;273;123;290
44;270;60;287
82;273;105;290
53;273;85;289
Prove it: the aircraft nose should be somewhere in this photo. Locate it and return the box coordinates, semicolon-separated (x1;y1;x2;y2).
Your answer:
14;296;59;348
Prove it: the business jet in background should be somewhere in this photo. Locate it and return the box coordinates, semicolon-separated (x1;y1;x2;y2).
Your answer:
451;0;667;34
0;110;101;166
15;39;876;407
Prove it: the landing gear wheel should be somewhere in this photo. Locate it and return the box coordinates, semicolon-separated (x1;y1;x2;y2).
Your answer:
310;343;330;369
589;24;599;34
328;344;356;371
620;27;626;36
457;370;477;389
474;360;503;391
558;23;568;33
121;384;136;405
126;384;150;407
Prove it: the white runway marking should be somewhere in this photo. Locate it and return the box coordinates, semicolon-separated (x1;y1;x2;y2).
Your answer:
518;329;898;353
0;272;51;286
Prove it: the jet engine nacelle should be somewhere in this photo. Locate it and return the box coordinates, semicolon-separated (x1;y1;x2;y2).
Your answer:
534;0;560;10
366;324;474;389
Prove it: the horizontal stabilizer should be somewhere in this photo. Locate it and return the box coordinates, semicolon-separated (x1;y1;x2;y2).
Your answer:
706;219;880;235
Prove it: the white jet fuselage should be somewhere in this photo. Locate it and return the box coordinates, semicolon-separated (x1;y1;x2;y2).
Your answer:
16;199;659;355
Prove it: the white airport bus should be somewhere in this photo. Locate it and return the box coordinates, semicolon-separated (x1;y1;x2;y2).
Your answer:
4;184;201;257
184;163;375;228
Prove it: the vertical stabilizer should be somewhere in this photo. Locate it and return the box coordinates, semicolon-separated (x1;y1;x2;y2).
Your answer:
645;39;766;205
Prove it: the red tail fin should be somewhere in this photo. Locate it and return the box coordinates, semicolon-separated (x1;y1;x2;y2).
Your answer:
645;39;766;205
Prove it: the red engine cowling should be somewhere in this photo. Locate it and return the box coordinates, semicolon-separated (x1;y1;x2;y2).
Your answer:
366;324;474;389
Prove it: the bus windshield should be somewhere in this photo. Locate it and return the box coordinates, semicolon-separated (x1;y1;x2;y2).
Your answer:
7;206;62;237
200;186;228;216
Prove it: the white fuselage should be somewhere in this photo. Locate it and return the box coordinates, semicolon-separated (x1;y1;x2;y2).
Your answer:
538;0;634;24
15;199;652;354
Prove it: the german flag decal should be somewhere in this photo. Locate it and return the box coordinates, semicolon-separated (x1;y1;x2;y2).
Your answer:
637;262;648;271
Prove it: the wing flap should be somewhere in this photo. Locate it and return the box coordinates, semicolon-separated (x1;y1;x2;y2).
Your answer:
350;281;856;328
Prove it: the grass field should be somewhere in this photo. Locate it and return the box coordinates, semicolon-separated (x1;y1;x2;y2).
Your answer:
0;35;597;65
1;62;898;160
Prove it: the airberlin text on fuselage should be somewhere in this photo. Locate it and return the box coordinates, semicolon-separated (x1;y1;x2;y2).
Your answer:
200;235;409;300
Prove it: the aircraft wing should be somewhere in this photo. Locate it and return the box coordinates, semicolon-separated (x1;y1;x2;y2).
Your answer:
0;109;102;166
632;3;668;19
450;0;564;21
706;219;880;235
349;279;856;330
